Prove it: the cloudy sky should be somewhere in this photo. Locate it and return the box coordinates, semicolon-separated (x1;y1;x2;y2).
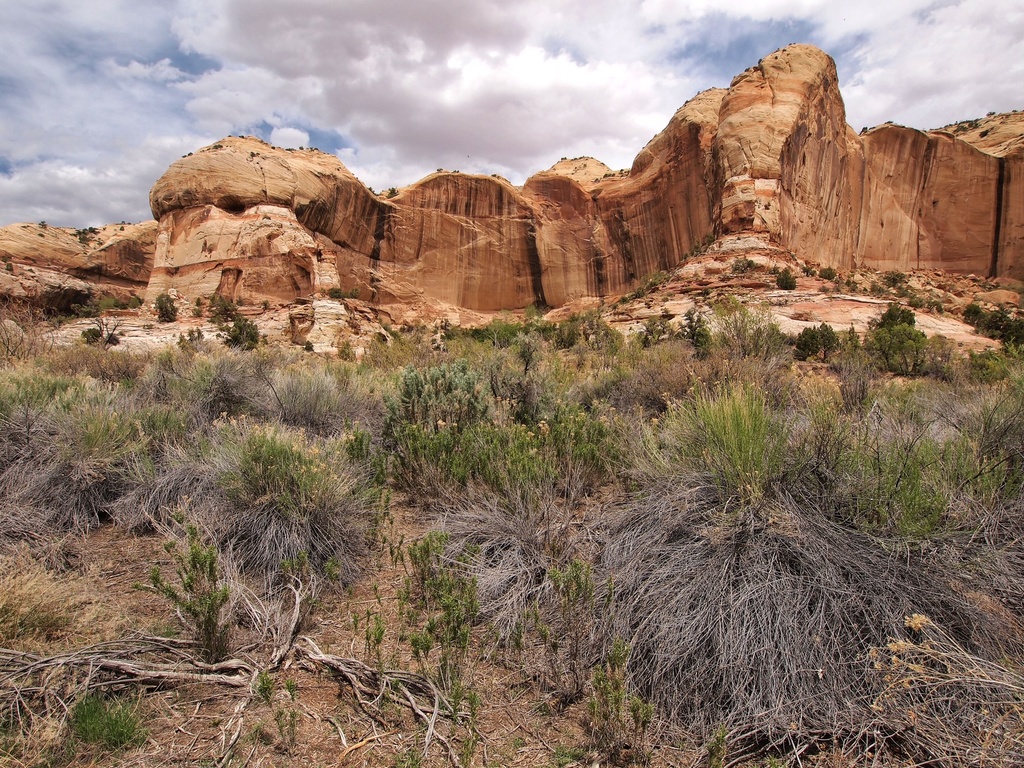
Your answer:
1;0;1021;228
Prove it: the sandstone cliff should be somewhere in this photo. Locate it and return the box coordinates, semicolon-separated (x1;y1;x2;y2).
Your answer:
4;44;1022;313
0;221;155;310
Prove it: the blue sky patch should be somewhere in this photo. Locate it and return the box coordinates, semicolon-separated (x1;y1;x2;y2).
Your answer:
668;16;820;85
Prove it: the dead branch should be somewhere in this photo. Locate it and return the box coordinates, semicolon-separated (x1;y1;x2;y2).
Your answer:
295;636;460;761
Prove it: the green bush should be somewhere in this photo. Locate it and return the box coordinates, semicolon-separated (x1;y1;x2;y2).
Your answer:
386;360;490;437
154;293;178;323
866;303;927;375
819;266;838;281
223;316;260;350
211;425;370;581
775;267;797;290
711;300;788;361
794;323;839;362
70;694;147;751
149;523;231;662
207;294;240;324
665;385;787;504
682;308;712;357
867;323;927;375
588;637;653;763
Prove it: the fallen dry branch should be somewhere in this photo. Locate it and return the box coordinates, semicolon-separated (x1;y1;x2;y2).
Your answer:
296;635;461;763
0;636;255;713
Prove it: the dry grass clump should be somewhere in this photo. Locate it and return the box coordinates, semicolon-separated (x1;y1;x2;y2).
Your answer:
266;363;385;437
0;390;151;544
439;484;591;642
0;299;55;363
116;420;374;585
601;483;1015;764
0;546;92;648
576;338;697;415
135;346;270;426
41;344;149;384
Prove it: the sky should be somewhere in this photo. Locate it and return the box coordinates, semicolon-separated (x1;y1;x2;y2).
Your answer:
1;0;1022;228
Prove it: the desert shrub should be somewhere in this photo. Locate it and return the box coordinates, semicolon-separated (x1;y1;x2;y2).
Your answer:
775;267;797;290
579;338;695;415
963;303;1024;346
266;364;385;438
440;486;575;643
875;302;916;329
268;367;346;435
0;395;152;542
793;326;821;361
636;314;674;347
386;359;490;436
80;316;121;347
711;300;789;361
391;401;616;504
154;292;178;323
0;300;55;362
209;425;371;582
968;348;1011;383
137;348;269;424
550;310;622;354
731;257;757;274
866;322;927;375
70;694;147;752
882;270;908;288
602;482;1007;763
480;343;556;425
404;531;479;692
588;638;654;764
794;323;839;362
450;316;527;348
207;294;240;324
149;523;231;662
843;410;949;536
819;266;838;281
661;385;787;504
223;316;260;350
832;351;876;412
42;345;148;384
680;308;712;358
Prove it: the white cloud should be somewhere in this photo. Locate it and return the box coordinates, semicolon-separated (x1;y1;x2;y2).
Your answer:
1;0;1022;226
270;127;310;149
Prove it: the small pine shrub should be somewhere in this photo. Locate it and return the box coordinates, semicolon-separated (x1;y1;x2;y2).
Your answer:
682;308;712;358
731;257;757;274
223;316;260;350
149;524;231;662
588;637;654;764
819;266;838;281
776;267;797;290
154;293;178;323
207;294;240;324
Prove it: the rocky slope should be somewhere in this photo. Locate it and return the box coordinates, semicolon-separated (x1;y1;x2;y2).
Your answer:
2;44;1022;318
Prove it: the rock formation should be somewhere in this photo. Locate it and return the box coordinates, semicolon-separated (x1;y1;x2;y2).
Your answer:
3;43;1023;314
0;221;155;311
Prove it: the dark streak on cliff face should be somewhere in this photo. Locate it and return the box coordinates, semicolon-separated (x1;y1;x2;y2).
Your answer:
368;203;392;302
524;222;546;308
992;156;1006;278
